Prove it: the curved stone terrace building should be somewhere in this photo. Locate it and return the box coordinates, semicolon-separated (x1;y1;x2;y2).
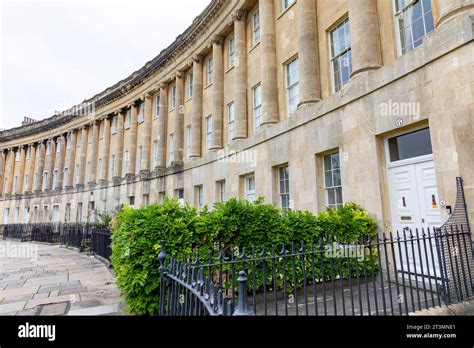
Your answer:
0;0;473;236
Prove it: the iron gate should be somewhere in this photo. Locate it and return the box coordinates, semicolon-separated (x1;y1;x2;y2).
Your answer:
158;178;473;316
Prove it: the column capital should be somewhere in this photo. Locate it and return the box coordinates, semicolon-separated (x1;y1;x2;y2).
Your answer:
145;92;154;100
159;82;168;90
208;35;224;48
192;54;202;63
228;10;247;25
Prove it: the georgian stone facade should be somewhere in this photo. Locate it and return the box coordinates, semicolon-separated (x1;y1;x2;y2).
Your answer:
0;0;473;235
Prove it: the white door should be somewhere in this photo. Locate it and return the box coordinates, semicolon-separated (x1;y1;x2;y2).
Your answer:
52;205;60;223
3;208;9;224
388;160;442;284
24;208;30;224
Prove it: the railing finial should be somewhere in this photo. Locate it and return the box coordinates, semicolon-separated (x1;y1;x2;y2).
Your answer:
233;271;254;316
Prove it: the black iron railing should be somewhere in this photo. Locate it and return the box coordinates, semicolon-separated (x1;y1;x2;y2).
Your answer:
0;223;112;262
158;226;474;316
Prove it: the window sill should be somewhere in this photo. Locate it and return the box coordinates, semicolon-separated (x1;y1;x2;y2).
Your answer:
249;41;260;54
226;65;235;74
277;2;296;20
204;83;213;90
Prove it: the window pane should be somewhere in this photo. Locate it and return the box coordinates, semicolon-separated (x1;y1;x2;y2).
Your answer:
388;128;433;162
331;153;340;169
336;188;343;205
333;169;342;187
327;189;336;205
325;171;333;188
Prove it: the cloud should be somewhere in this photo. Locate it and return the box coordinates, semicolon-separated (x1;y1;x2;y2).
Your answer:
0;0;211;130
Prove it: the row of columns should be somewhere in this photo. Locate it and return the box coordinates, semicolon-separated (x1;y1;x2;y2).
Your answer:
1;0;464;198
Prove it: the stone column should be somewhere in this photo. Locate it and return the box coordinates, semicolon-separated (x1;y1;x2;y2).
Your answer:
64;130;77;188
210;36;224;150
190;56;203;158
128;103;139;175
141;95;153;173
233;11;248;139
54;135;65;190
297;0;321;105
11;146;25;195
436;0;474;27
348;0;382;78
0;150;5;195
34;142;45;193
100;117;111;183
113;111;124;180
260;0;279;125
76;126;88;188
16;146;26;194
87;122;99;185
157;84;168;168
172;73;185;164
25;145;36;193
3;149;14;195
45;139;56;191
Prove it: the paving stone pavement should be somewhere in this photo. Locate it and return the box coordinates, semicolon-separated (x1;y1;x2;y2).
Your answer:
0;240;127;316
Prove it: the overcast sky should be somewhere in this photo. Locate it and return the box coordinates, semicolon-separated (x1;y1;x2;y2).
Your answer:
0;0;210;130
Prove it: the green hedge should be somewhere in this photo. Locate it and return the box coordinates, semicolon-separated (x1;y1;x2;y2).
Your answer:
111;198;378;315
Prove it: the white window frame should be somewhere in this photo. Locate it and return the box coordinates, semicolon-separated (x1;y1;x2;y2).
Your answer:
15;150;20;162
169;134;175;163
52;169;58;189
329;17;352;93
245;175;256;203
278;166;290;211
42;171;48;191
187;126;192;159
323;151;343;209
171;85;177;110
67;134;72;149
393;0;435;56
207;56;214;86
14;207;19;223
124;151;130;173
227;102;235;142
205;116;213;151
252;10;261;46
3;208;10;224
252;84;262;131
13;176;18;194
113;116;118;134
56;138;61;153
187;73;194;99
137;146;143;172
138;103;145;123
196;185;204;209
228;36;236;69
125;109;132;129
286;57;300;115
218;180;226;203
155;94;161;118
111;155;116;177
152;141;158;169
